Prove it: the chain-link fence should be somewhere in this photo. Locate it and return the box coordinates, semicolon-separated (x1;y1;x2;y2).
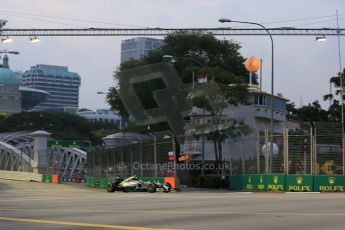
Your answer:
231;122;344;175
87;131;175;178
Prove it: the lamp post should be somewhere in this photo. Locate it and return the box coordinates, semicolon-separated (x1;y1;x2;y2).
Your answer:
336;10;345;175
163;55;207;175
315;11;344;175
162;54;202;89
219;18;274;173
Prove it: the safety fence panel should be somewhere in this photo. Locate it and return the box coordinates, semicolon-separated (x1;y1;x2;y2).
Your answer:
314;122;343;175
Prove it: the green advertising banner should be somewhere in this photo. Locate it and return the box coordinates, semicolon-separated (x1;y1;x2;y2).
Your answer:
313;175;345;192
265;174;285;191
48;140;89;148
242;175;254;191
252;175;266;191
285;175;313;192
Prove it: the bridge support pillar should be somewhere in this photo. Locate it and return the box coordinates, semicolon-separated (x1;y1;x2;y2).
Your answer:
30;130;51;174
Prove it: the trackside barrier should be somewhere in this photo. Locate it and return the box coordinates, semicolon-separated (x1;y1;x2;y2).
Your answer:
42;174;52;183
238;174;285;192
285;175;313;192
85;177;108;189
0;170;42;182
52;174;59;184
313;175;345;192
230;175;345;192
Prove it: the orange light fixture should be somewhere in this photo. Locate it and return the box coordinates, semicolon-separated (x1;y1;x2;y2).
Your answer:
244;56;261;72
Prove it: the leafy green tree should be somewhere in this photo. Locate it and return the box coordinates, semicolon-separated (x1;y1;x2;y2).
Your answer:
296;101;329;122
323;69;345;102
107;32;253;167
0;112;118;144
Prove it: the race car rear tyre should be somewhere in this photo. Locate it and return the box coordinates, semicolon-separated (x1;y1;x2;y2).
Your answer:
106;183;115;193
147;183;156;193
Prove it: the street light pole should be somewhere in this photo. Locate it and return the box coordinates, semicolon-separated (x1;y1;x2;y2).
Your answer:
219;18;274;173
163;54;206;175
336;10;344;175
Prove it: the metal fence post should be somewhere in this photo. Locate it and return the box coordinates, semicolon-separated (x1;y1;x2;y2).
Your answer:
256;130;260;173
283;128;289;174
130;146;134;176
310;125;313;175
343;134;345;175
265;129;269;174
313;122;318;175
149;133;157;177
138;137;143;177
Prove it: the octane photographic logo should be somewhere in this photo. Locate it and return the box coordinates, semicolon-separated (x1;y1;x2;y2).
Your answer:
117;62;231;143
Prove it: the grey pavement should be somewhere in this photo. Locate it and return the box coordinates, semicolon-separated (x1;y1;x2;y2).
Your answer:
1;179;345;230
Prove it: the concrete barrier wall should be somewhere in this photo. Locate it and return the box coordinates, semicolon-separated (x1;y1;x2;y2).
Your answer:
0;170;42;182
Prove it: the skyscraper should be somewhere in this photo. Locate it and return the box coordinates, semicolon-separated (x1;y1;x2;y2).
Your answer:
121;37;164;63
21;64;81;110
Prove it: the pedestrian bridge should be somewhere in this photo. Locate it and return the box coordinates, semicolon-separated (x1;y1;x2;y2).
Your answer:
0;131;87;181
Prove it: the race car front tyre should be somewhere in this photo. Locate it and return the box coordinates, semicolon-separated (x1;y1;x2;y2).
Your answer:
163;182;172;193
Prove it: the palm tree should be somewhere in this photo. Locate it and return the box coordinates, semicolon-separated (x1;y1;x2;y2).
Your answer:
323;69;345;103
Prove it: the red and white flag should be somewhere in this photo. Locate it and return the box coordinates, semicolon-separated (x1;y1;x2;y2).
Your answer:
197;75;207;83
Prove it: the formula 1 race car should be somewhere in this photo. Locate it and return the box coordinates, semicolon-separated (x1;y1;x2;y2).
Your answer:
106;176;172;193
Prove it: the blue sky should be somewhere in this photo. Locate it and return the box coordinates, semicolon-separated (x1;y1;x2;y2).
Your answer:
0;0;344;110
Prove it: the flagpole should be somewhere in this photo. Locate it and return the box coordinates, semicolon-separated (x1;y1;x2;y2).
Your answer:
192;71;195;89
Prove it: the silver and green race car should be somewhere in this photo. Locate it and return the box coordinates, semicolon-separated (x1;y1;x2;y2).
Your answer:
106;176;172;193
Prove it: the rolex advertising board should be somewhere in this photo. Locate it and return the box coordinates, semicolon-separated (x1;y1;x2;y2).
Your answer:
265;175;285;191
285;175;313;192
313;175;345;192
229;175;345;192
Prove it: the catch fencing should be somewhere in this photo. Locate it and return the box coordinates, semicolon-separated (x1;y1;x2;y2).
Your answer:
231;122;344;175
87;132;175;178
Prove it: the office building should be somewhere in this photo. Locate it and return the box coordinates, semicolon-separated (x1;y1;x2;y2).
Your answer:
78;108;124;129
21;64;81;110
121;37;164;63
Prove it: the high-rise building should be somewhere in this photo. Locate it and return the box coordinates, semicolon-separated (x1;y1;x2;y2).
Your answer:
121;37;164;63
21;64;81;110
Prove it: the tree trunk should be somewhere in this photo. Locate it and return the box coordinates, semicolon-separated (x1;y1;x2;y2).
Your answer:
213;139;219;170
217;139;223;170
